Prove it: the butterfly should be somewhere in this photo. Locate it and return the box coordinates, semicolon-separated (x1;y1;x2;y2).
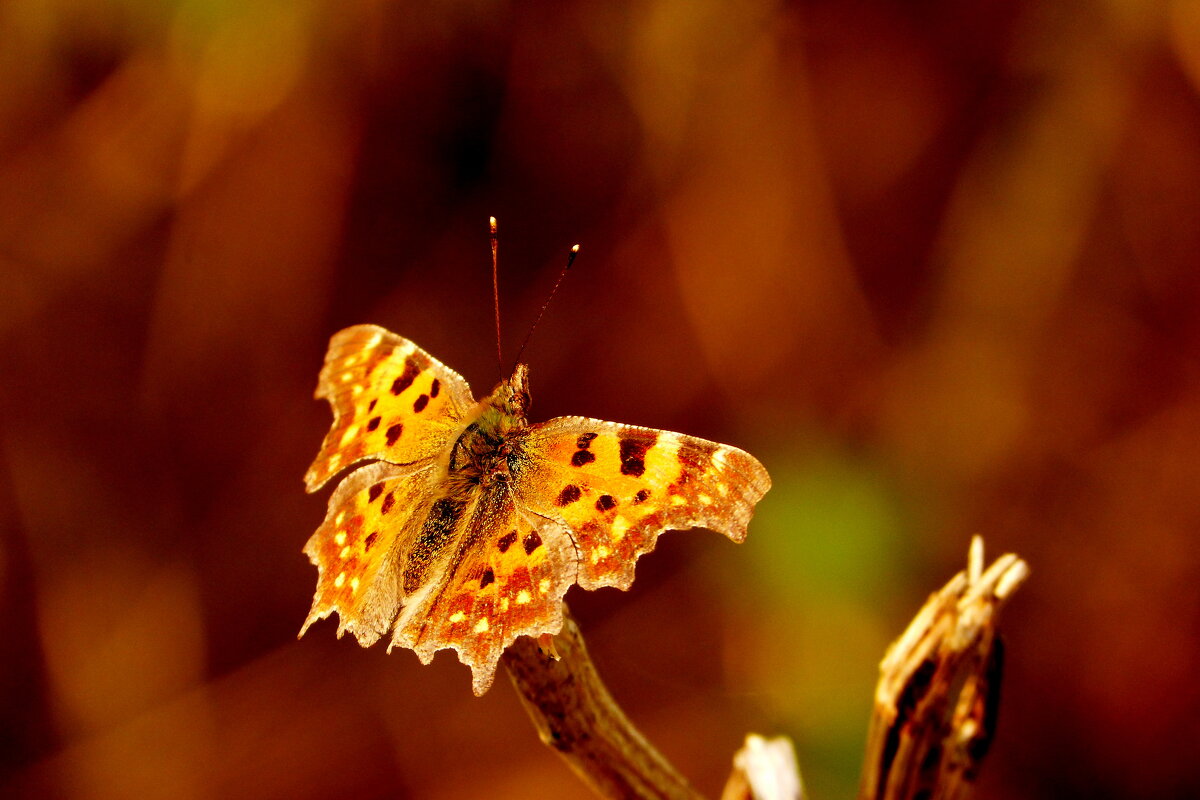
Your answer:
300;324;771;694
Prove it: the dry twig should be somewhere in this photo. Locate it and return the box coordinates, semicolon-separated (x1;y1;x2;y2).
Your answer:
503;608;704;800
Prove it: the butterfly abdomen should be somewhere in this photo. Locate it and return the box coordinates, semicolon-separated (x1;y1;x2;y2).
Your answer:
404;496;468;594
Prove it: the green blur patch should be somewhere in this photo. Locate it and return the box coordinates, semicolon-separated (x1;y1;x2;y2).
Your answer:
711;439;910;800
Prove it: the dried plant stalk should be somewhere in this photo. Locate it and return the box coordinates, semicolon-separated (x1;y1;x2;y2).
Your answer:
720;734;805;800
858;537;1029;800
505;537;1024;800
502;607;704;800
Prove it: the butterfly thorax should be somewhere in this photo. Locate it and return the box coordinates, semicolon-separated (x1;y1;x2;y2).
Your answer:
445;364;532;492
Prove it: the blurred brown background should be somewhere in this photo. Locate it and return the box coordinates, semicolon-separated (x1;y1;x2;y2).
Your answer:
2;1;1198;798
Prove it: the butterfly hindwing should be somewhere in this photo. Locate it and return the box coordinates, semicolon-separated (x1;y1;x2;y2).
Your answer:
302;460;437;645
388;489;577;695
517;416;771;590
305;324;475;491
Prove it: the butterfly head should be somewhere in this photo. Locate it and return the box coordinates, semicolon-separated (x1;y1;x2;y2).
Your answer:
491;363;531;421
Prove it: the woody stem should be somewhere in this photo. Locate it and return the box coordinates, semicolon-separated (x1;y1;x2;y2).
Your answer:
502;605;703;800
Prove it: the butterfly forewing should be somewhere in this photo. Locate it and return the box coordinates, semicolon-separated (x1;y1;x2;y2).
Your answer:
305;325;475;490
517;416;771;590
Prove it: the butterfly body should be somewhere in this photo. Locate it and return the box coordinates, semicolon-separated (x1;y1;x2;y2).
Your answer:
403;368;533;599
302;324;770;694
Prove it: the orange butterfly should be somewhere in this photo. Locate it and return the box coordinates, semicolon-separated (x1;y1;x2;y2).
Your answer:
300;324;771;694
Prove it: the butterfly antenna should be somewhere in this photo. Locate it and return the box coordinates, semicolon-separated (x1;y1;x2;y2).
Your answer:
513;243;580;367
490;216;503;383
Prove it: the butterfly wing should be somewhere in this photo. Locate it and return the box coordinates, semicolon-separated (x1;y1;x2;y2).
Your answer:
301;460;438;646
388;487;577;695
515;416;771;590
305;325;476;491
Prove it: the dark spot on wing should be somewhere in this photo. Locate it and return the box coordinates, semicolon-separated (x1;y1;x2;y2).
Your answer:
556;485;582;506
634;489;650;504
498;530;518;552
364;531;378;551
390;359;420;395
576;432;598;449
480;568;495;588
595;495;616;512
523;531;542;554
367;482;384;503
366;416;381;432
430;378;440;398
413;394;429;413
367;398;377;412
386;423;403;446
619;431;657;477
571;449;595;468
381;492;396;515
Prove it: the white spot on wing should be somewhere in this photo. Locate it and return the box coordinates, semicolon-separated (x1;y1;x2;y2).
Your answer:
611;516;629;540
